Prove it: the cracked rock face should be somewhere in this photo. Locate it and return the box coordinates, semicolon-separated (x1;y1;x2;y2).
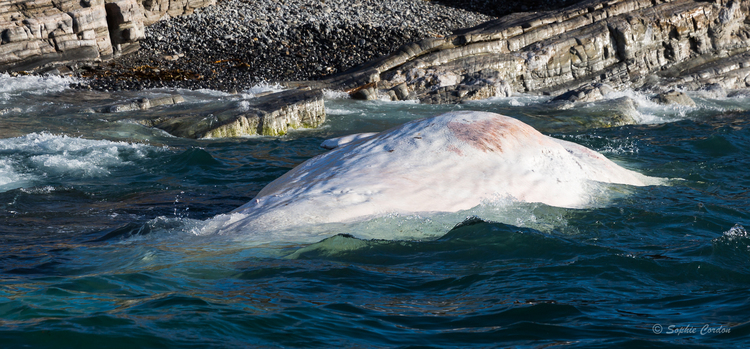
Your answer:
0;0;214;72
294;0;750;103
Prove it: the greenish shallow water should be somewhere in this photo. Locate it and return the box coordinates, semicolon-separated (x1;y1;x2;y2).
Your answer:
0;75;749;347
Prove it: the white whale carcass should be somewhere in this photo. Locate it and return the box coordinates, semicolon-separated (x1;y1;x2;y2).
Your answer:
213;111;661;235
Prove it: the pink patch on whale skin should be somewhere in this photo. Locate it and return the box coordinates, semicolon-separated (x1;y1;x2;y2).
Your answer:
446;145;463;156
447;117;540;153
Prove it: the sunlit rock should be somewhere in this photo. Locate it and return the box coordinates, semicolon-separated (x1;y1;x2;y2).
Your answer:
652;90;696;107
135;88;326;138
105;94;185;112
292;0;750;103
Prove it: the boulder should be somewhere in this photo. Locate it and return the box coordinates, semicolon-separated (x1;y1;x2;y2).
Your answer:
134;89;326;138
586;96;641;127
543;96;641;132
653;90;696;107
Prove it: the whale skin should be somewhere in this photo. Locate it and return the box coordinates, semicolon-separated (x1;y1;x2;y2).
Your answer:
218;111;660;233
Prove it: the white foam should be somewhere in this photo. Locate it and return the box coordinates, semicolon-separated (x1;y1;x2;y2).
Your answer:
723;224;748;241
323;89;351;99
19;186;56;194
186;88;234;97
242;82;285;97
0;132;165;191
602;89;698;124
213;111;663;241
325;107;360;115
0;73;75;98
0;158;26;190
237;100;251;112
31;152;114;177
478;93;551;107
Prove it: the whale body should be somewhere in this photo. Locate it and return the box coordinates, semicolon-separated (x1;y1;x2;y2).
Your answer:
214;111;661;235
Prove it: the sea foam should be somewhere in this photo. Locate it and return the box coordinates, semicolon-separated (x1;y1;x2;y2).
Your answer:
0;73;74;98
0;132;164;192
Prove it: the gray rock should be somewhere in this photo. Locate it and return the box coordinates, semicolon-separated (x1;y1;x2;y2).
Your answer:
552;83;614;105
105;94;185;112
549;96;641;131
351;86;379;100
592;97;641;127
653;90;696;107
135;89;325;138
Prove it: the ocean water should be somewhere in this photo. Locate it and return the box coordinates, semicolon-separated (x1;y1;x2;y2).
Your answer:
1;74;749;348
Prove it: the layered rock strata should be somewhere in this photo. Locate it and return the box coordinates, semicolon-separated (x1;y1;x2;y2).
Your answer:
290;0;750;103
130;89;326;138
0;0;214;72
104;94;185;112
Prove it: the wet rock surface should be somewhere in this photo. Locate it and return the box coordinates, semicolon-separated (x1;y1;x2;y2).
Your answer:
129;88;325;138
104;94;185;112
652;90;697;107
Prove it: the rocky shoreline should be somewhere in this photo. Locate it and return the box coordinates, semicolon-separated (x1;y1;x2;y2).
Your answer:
5;0;750;139
70;0;496;92
297;0;750;105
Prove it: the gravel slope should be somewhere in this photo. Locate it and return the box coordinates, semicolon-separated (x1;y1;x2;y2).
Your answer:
76;0;494;92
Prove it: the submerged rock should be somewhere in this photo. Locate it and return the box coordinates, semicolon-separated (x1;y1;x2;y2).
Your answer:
212;111;662;234
292;0;750;103
586;97;641;127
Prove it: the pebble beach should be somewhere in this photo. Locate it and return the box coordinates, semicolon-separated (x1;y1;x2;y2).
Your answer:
75;0;496;92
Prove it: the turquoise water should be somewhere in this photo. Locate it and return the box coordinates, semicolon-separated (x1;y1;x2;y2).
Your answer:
1;75;749;347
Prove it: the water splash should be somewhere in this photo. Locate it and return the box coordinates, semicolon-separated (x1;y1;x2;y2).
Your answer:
0;132;166;191
242;82;285;97
0;73;75;98
722;224;748;241
322;89;351;99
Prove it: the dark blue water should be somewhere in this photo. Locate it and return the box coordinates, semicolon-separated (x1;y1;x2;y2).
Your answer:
0;76;749;347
